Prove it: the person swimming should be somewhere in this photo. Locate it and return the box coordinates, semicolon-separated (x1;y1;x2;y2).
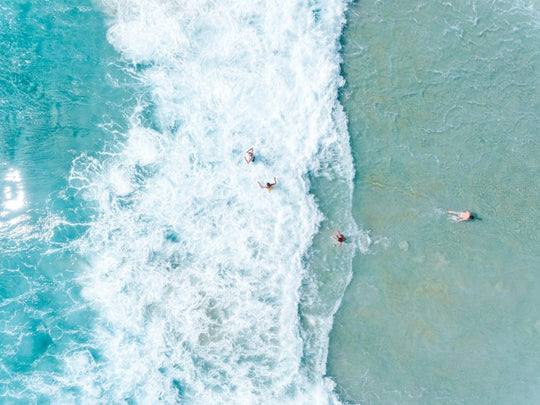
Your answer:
258;177;277;191
332;230;346;247
448;210;475;222
244;147;255;164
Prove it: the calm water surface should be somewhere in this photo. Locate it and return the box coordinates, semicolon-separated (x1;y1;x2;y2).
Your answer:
329;1;540;404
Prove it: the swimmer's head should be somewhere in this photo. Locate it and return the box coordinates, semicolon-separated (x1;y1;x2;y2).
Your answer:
469;215;475;220
266;183;271;187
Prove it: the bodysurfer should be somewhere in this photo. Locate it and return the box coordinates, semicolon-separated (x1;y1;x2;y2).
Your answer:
448;210;474;222
258;177;277;191
244;148;255;164
332;230;346;247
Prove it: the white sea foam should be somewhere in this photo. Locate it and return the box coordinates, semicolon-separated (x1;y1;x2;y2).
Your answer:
71;0;354;403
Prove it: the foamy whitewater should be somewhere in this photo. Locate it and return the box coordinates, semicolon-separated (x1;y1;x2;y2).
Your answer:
63;0;355;403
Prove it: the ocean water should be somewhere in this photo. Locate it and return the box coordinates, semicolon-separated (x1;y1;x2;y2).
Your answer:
1;0;357;403
1;0;538;404
0;1;134;402
329;1;540;404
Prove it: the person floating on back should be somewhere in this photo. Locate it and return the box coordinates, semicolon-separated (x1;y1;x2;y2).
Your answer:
258;177;277;191
244;148;255;164
448;210;475;222
332;230;346;247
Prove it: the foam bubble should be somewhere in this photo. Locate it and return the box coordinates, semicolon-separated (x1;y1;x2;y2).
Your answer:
69;0;353;402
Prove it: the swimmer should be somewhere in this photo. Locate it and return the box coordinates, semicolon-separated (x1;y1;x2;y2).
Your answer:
244;148;255;164
258;177;277;191
332;230;346;247
448;210;475;222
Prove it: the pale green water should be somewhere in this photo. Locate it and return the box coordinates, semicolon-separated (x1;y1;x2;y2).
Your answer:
328;1;540;404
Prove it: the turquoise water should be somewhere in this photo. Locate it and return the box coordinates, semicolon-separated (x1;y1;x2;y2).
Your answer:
0;1;135;401
1;0;353;403
329;1;540;404
1;0;538;403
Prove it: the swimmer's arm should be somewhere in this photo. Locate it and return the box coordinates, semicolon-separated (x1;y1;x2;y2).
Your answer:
257;181;265;188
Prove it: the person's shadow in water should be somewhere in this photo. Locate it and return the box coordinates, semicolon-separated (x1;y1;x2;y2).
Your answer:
471;212;482;221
